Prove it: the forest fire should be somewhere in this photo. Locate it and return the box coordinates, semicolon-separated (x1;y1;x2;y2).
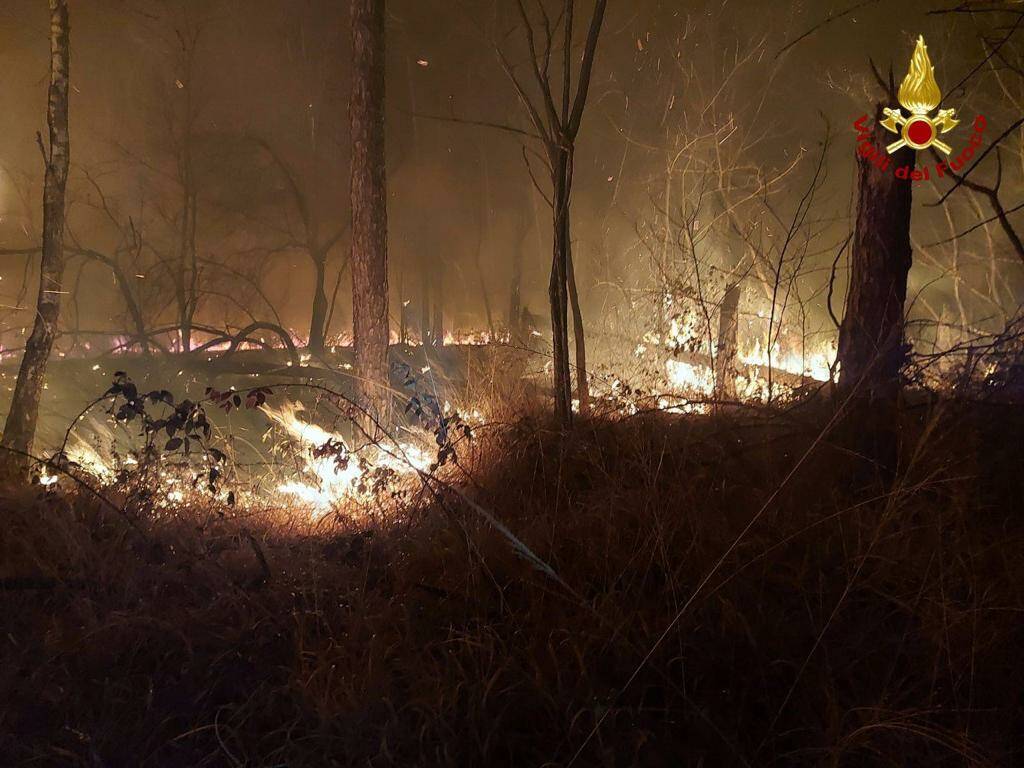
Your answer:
3;2;1024;767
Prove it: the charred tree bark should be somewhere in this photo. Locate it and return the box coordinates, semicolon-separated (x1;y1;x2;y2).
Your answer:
350;0;389;416
309;248;330;351
715;281;741;402
837;106;914;401
1;0;70;476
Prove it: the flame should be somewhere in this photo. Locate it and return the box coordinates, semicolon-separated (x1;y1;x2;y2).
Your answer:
665;359;715;395
738;338;835;382
653;300;836;405
66;440;116;482
44;434;224;510
898;36;941;115
443;329;505;346
262;400;433;516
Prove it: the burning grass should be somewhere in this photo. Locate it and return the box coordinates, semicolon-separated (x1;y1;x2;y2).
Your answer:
1;393;1023;766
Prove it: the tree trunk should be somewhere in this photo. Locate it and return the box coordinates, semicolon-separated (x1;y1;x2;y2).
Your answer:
74;248;151;354
110;258;149;354
837;105;914;401
500;0;605;426
431;263;444;346
176;190;193;352
308;249;329;351
350;0;389;417
715;281;741;402
476;150;495;339
1;0;70;476
566;244;588;414
550;148;573;426
509;227;524;340
419;262;430;345
477;257;494;339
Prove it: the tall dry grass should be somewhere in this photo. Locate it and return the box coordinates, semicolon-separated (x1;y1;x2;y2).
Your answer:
1;393;1022;766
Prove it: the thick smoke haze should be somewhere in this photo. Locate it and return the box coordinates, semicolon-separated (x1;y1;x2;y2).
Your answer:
0;0;1018;350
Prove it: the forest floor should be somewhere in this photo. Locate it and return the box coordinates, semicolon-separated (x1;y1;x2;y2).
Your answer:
1;392;1022;767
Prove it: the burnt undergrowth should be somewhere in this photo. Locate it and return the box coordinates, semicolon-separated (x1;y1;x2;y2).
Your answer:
1;391;1023;767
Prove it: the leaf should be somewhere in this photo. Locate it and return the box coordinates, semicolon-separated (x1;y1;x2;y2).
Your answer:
165;438;183;451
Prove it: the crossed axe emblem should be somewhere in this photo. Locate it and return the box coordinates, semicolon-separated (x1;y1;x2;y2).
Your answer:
880;106;959;155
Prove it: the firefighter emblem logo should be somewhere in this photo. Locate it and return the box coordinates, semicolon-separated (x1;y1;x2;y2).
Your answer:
881;35;959;154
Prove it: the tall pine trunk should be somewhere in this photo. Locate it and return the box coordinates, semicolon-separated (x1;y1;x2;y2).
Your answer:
1;0;70;476
549;148;573;424
350;0;389;417
837;105;914;401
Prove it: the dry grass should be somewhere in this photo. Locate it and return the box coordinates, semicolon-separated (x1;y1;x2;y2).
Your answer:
1;394;1022;767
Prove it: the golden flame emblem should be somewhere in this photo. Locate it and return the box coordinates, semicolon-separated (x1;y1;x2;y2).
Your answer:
880;36;959;154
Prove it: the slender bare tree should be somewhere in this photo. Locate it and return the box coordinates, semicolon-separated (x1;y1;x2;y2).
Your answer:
166;21;203;353
350;0;389;415
499;0;608;425
249;136;348;352
1;0;70;476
